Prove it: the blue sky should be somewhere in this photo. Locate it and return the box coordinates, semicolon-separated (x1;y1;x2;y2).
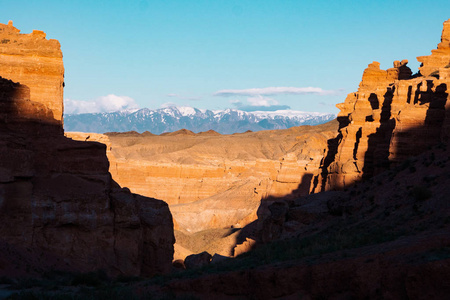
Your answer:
2;1;450;114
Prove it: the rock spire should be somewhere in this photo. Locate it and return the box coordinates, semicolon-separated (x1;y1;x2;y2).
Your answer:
313;19;450;191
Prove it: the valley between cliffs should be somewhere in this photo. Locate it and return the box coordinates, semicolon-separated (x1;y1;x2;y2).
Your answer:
67;121;338;258
1;17;450;300
64;18;449;299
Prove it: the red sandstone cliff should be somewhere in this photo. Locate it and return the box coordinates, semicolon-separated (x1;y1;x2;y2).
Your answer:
135;20;450;299
0;22;174;277
1;19;449;300
311;19;450;192
67;122;337;235
0;21;64;125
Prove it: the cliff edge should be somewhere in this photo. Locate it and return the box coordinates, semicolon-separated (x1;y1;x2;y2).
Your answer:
0;21;174;277
312;19;450;191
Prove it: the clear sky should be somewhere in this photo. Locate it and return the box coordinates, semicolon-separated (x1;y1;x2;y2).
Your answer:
2;0;450;114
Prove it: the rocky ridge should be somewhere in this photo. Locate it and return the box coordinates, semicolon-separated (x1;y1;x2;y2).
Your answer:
132;19;450;299
311;19;450;192
68;121;338;259
2;18;450;300
0;21;64;124
0;22;174;277
67;121;337;235
64;106;336;134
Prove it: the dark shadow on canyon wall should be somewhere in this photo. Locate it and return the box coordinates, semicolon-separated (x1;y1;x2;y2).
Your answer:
0;76;61;135
234;78;449;254
424;83;448;143
235;172;315;251
0;76;110;273
362;87;395;178
0;76;174;277
311;133;342;193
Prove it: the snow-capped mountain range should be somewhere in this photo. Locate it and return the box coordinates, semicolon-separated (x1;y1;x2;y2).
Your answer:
64;106;336;134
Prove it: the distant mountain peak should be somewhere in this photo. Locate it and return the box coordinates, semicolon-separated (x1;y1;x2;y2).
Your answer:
64;106;336;134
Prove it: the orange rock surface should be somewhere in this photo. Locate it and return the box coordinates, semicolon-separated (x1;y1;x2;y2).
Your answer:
0;22;174;277
417;19;450;77
0;21;64;124
312;19;450;191
68;122;337;233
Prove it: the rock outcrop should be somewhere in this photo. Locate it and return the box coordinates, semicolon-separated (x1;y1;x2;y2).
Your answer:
68;121;338;233
312;19;450;191
0;22;174;277
0;21;64;124
1;18;449;300
137;20;450;299
417;19;450;77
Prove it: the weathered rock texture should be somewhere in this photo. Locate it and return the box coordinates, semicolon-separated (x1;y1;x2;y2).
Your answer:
0;21;64;124
417;19;450;77
138;20;450;299
68;121;337;234
312;19;450;191
0;23;174;277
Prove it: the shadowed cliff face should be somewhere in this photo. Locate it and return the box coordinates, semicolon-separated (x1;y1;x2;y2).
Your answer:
135;20;450;300
1;19;449;300
249;19;450;254
0;23;174;277
67;122;338;261
67;121;338;236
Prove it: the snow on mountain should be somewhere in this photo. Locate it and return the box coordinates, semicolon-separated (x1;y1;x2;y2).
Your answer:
64;106;336;134
177;106;198;116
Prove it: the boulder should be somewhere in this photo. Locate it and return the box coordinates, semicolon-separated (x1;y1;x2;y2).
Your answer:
184;251;212;269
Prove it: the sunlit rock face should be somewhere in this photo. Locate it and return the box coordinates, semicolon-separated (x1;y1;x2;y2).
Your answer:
0;21;64;124
0;22;174;277
312;19;450;192
417;19;450;77
68;121;338;233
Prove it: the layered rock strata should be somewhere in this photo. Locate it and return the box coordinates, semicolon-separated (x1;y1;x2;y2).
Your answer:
312;19;450;191
0;23;174;277
0;21;64;124
68;122;338;233
417;19;450;77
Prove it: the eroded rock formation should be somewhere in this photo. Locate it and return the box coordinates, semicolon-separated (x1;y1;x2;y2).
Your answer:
68;121;338;234
417;19;450;77
0;21;64;124
155;20;450;299
0;22;174;277
312;19;450;191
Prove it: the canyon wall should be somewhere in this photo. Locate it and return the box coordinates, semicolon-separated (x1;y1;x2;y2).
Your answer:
0;22;174;277
0;21;64;125
312;19;450;192
68;122;338;233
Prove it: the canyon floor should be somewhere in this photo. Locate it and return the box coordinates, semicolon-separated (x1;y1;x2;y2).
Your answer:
2;17;450;300
68;120;338;260
2;139;449;299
